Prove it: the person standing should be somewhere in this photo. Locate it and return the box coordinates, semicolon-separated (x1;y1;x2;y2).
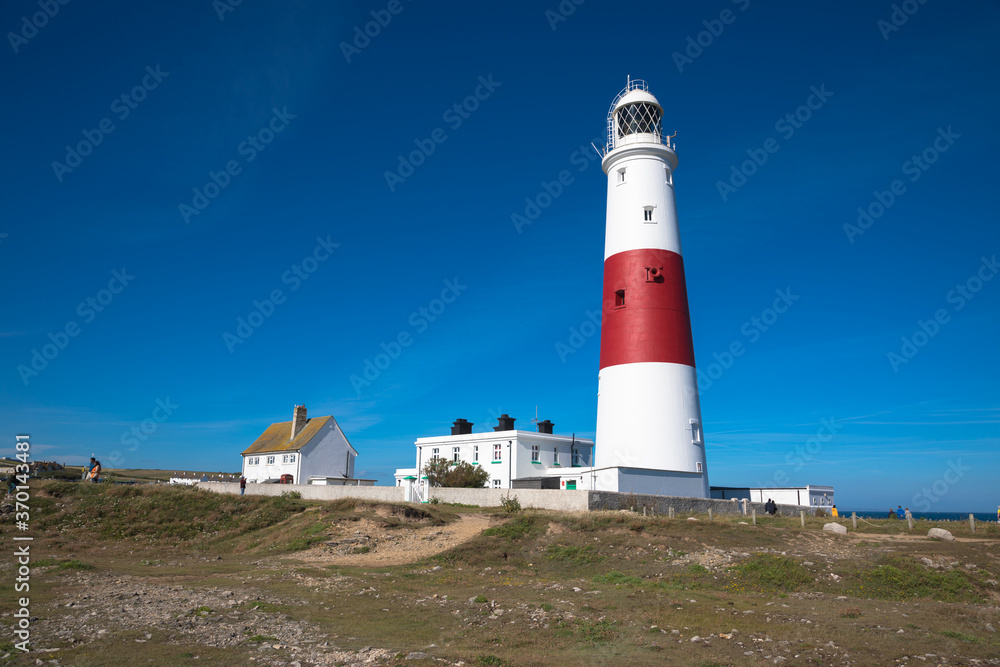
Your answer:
831;505;839;518
88;457;101;483
239;476;247;496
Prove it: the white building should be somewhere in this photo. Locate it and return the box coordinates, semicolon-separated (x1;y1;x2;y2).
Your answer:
711;485;835;508
241;405;372;485
394;415;594;501
591;79;710;498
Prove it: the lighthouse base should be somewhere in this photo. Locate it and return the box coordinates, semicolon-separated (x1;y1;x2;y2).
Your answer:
554;465;709;498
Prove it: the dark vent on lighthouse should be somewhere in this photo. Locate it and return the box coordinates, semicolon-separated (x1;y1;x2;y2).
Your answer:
451;418;473;435
536;420;554;434
494;414;516;431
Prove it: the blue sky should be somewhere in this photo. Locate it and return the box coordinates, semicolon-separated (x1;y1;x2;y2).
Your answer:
2;0;998;511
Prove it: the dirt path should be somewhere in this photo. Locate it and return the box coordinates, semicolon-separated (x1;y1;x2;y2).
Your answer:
294;513;495;567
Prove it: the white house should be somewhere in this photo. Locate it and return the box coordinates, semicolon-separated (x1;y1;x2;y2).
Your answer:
242;405;372;485
394;415;594;501
710;485;835;507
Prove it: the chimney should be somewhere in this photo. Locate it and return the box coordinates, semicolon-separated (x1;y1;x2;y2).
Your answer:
291;405;307;440
536;419;554;434
451;418;473;435
494;414;516;432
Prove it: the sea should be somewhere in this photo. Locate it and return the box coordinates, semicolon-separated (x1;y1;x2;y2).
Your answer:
844;510;998;523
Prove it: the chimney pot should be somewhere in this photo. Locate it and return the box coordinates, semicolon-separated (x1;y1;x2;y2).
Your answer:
451;418;473;435
291;405;307;440
494;414;516;432
537;419;554;434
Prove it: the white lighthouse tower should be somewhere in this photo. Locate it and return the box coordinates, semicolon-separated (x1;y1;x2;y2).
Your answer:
593;79;710;498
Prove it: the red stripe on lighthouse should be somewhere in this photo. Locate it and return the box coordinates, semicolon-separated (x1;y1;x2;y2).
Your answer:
599;248;696;370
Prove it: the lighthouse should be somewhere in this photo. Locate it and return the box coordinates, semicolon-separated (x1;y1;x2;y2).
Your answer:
593;79;710;498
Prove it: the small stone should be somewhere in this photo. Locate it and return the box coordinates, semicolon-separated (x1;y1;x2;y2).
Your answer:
690;636;701;642
927;528;954;541
406;652;430;660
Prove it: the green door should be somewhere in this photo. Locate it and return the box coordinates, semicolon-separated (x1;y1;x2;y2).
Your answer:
566;480;577;490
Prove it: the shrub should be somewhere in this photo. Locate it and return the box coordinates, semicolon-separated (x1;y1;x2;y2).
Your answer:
423;459;490;488
499;492;521;514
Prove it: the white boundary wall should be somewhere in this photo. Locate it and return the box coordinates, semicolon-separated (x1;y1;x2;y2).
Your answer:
198;482;403;502
196;483;815;517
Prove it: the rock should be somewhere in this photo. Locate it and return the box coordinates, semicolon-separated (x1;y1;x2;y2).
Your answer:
927;528;954;541
690;635;702;642
986;623;996;633
823;523;847;535
687;517;698;522
406;652;430;660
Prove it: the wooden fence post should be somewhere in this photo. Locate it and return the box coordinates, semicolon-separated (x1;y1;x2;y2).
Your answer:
969;514;976;534
752;509;757;525
800;511;806;528
852;512;857;530
669;506;675;519
708;508;713;521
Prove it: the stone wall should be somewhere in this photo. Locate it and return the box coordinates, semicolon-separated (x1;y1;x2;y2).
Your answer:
587;491;808;518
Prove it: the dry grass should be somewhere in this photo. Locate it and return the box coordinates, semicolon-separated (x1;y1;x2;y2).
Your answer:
4;482;999;666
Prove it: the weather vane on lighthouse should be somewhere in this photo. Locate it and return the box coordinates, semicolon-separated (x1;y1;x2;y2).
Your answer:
593;78;710;497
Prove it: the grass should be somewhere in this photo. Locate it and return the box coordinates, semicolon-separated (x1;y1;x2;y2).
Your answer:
726;553;813;593
847;555;987;602
34;557;94;571
9;480;1000;667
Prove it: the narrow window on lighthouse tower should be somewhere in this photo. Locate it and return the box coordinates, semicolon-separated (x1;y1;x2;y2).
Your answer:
643;206;655;223
691;419;703;445
614;289;626;308
617;168;626;184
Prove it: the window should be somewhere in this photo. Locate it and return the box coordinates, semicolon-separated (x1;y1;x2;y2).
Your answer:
614;289;626;308
553;447;560;466
617;168;626;184
572;448;581;467
643;206;655;223
696;461;703;473
289;454;295;463
690;420;703;445
665;167;673;186
493;443;502;461
283;454;289;463
531;444;539;462
266;456;275;465
432;448;440;461
493;479;501;488
473;446;479;463
453;447;460;463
